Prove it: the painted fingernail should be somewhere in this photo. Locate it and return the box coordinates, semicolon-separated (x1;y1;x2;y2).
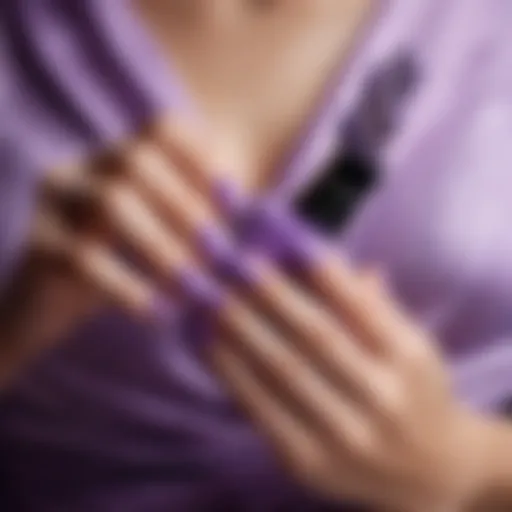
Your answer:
213;179;247;219
197;227;256;285
285;228;319;269
237;201;279;249
367;266;391;292
272;213;321;271
177;268;224;310
197;226;232;262
150;293;176;324
180;302;218;348
239;203;317;270
176;269;226;348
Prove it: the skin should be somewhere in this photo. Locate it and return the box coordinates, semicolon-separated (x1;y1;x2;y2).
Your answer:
2;1;512;510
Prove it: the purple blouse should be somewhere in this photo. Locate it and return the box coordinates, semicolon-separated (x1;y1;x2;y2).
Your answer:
1;0;512;510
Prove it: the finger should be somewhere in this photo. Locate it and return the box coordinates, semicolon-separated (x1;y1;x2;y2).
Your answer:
36;208;159;319
150;117;249;216
50;158;198;284
150;117;221;194
32;205;73;259
360;267;386;291
43;164;101;231
303;251;416;357
266;212;401;352
46;166;188;280
212;338;379;499
71;237;157;318
95;179;197;287
44;163;83;191
0;208;73;332
217;294;374;453
93;137;244;287
211;340;330;476
46;154;224;315
123;140;215;235
241;257;382;403
120;140;239;273
234;261;430;432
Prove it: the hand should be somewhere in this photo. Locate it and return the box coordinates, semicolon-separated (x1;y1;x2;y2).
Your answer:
0;118;234;387
210;243;491;511
2;113;497;510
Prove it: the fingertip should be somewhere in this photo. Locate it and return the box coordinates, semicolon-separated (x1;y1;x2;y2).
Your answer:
152;114;209;153
360;266;391;296
149;292;176;325
176;267;225;309
212;178;248;219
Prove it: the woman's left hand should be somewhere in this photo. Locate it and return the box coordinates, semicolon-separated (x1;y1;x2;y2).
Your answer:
211;246;490;511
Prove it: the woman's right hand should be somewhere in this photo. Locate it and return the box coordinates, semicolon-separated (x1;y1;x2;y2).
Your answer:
0;118;237;389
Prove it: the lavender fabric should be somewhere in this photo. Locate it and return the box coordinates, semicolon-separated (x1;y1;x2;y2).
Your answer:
1;0;512;510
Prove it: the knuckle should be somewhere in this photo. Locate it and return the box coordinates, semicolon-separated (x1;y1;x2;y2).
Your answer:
288;450;329;487
300;306;330;340
327;409;377;462
125;142;156;178
92;150;124;179
70;238;93;268
403;342;426;367
101;180;133;218
375;376;408;424
399;329;432;366
342;424;377;462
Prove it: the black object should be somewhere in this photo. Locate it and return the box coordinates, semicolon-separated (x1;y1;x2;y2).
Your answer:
295;149;376;233
294;53;418;234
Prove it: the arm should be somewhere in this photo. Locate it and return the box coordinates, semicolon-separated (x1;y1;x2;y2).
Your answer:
0;115;102;390
0;0;177;389
0;250;101;390
468;417;512;512
207;236;512;512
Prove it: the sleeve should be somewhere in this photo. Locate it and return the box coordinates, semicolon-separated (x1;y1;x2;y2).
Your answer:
0;0;188;296
453;340;512;415
0;136;38;297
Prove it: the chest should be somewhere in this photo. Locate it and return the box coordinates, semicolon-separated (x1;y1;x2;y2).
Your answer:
136;0;374;189
140;0;512;347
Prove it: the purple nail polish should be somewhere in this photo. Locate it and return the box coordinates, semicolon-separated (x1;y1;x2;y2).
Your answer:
235;203;306;268
175;269;227;348
150;293;176;325
180;302;218;348
197;227;232;264
227;250;260;286
213;179;246;220
197;227;256;285
237;202;276;249
177;268;224;310
281;221;319;270
253;208;320;273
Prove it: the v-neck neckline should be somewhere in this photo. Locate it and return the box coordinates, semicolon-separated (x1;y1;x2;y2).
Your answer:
125;0;389;201
268;0;389;200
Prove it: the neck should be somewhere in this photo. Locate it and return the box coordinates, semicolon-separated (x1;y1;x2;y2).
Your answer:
135;0;356;30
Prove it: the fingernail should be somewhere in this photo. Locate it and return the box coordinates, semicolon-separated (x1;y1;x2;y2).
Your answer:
213;179;247;220
197;226;233;263
197;227;256;285
371;266;391;292
177;268;224;310
180;302;218;349
244;205;319;271
283;226;320;271
237;201;279;249
176;269;227;349
150;293;176;325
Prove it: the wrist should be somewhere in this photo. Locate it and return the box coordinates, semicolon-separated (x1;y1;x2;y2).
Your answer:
464;413;512;511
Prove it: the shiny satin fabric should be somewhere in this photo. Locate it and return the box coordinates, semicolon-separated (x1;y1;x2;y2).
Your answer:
1;0;512;510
